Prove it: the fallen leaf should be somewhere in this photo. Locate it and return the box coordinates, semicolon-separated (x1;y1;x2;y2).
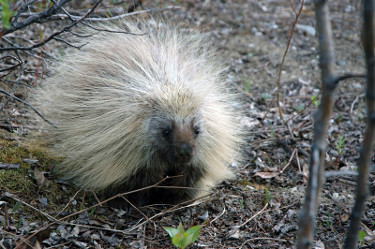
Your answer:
254;171;281;179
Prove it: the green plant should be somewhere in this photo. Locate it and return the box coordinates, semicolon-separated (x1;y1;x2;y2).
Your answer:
294;104;304;113
336;114;342;123
326;211;331;228
243;79;251;92
263;189;272;205
0;0;14;29
358;230;366;244
163;222;204;249
16;217;23;229
269;122;274;137
240;198;244;209
336;135;346;155
311;95;319;107
12;201;22;212
261;93;271;102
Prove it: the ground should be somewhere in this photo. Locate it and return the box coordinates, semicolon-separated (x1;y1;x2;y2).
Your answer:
0;0;374;248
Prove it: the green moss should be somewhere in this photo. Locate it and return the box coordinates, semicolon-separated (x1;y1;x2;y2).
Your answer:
0;131;102;224
0;169;35;193
238;179;252;186
0;131;57;193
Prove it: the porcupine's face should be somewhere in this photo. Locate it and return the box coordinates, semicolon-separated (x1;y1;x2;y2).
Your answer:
152;117;200;165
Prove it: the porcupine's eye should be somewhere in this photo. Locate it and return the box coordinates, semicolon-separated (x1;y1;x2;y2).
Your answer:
193;126;200;137
162;127;172;139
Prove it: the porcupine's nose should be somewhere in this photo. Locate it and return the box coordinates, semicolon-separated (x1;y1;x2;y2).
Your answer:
175;143;193;163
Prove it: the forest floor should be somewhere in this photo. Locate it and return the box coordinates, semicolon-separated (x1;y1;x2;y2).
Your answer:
1;0;374;248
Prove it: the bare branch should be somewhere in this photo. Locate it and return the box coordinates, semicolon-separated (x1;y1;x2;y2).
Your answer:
332;73;366;85
276;0;305;126
1;0;73;36
11;5;181;22
297;0;337;248
344;1;375;248
0;0;104;51
0;55;22;73
13;0;39;23
0;89;56;127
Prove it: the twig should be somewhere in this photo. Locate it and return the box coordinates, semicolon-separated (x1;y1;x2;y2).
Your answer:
325;171;358;178
280;149;297;173
0;89;56;127
12;176;175;249
12;0;39;23
0;0;104;52
4;192;60;223
289;0;297;15
296;149;302;173
56;190;81;216
239;203;269;228
1;54;25;111
43;5;181;22
127;194;211;232
59;176;173;222
1;0;73;36
210;206;226;225
331;73;366;87
286;89;321;124
120;195;149;221
240;237;287;249
275;0;305;127
350;95;360;114
1;230;35;249
0;55;22;72
53;37;87;49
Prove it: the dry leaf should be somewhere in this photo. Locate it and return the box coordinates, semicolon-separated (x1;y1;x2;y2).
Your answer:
34;167;49;189
254;171;281;179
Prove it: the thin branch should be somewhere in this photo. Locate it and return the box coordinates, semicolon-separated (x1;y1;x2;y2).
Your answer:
276;0;305;126
325;171;358;178
52;37;87;49
12;0;39;23
261;0;305;125
239;203;269;228
289;0;298;15
297;0;337;248
344;1;375;248
1;36;57;60
1;0;73;36
0;0;104;52
332;73;366;85
0;55;22;72
21;5;181;22
3;192;60;223
12;177;173;248
79;22;148;35
0;89;56;127
286;88;321;123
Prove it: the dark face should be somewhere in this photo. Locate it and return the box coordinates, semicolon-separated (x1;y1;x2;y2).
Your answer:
159;119;200;164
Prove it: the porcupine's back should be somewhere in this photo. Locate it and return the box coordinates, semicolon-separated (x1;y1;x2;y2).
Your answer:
32;20;243;198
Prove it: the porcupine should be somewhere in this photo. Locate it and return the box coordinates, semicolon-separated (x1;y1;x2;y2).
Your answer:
31;20;243;206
